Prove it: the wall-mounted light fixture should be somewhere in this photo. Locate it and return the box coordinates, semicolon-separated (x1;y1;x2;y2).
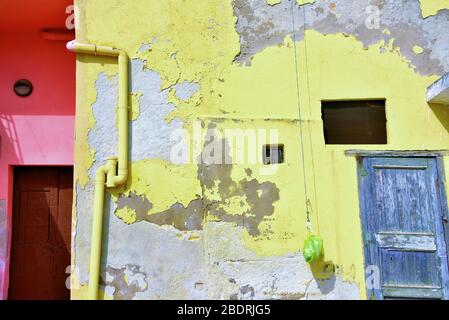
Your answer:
13;79;33;97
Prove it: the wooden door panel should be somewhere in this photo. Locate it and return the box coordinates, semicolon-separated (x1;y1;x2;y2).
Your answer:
17;191;51;244
53;169;72;300
358;157;449;300
380;251;441;287
55;170;73;249
53;247;70;300
10;246;53;300
9;167;73;300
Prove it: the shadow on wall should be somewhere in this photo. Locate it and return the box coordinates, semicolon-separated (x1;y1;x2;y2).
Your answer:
0;116;20;299
0;115;23;164
310;256;337;295
429;103;449;135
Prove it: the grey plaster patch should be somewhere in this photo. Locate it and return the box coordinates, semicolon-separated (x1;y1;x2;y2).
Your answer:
116;193;204;231
75;64;206;299
103;264;148;300
74;182;94;284
205;222;360;300
174;81;200;101
103;197;209;300
88;73;119;180
116;192;153;221
233;0;294;64
233;0;449;76
138;199;204;231
74;180;208;299
87;60;184;176
75;183;358;300
130;59;184;162
113;127;278;235
230;284;256;300
198;132;280;236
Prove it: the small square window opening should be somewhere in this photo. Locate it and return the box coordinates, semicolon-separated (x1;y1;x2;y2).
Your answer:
263;144;284;165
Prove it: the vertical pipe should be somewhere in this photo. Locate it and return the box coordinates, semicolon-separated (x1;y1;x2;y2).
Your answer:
113;53;129;186
67;41;129;300
88;165;107;300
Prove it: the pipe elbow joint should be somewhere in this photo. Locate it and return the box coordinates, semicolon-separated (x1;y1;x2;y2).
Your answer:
112;174;128;186
104;158;118;188
95;165;109;184
119;51;128;60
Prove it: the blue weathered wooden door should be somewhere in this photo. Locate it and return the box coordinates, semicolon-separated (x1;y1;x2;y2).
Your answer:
358;157;449;299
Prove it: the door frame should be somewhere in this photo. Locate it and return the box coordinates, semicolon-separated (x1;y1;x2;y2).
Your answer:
351;151;449;299
7;165;74;300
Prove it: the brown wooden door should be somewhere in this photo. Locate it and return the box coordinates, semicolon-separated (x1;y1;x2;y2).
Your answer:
9;167;73;300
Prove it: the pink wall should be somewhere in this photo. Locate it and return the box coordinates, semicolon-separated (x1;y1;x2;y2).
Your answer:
0;32;75;299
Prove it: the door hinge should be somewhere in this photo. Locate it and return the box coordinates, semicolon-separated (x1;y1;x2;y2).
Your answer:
364;233;374;245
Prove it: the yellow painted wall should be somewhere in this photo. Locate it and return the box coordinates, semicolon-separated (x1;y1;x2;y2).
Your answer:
419;0;449;17
72;0;449;299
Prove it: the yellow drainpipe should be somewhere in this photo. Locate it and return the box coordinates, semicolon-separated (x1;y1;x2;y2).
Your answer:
67;40;129;300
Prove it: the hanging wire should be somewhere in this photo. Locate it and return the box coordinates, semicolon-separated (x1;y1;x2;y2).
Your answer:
290;0;313;233
302;1;321;235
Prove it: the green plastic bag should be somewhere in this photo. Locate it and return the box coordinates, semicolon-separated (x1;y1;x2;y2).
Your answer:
303;235;323;263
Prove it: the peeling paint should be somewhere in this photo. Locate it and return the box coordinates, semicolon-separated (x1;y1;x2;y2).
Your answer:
233;0;449;76
73;0;449;300
116;193;204;231
114;135;280;236
129;92;142;121
205;222;359;300
413;45;424;55
74;182;208;299
266;0;282;6
103;264;148;300
173;81;200;102
198;137;280;236
419;0;449;18
116;192;153;222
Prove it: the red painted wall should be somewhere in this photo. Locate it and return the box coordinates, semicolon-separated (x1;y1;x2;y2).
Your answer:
0;30;75;299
